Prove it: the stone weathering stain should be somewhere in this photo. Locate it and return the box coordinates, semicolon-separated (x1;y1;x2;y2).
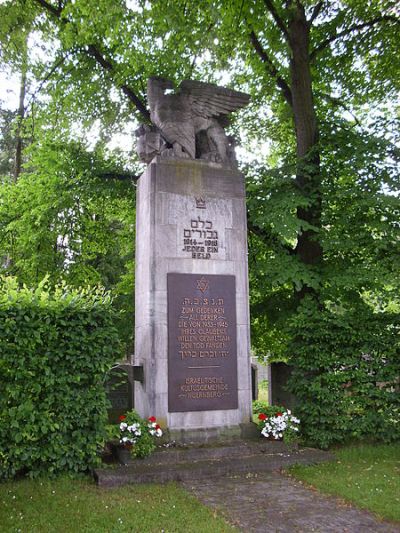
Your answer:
168;273;238;412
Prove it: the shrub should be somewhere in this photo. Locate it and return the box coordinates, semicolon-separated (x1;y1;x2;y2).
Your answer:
252;399;269;416
0;277;120;479
286;299;400;449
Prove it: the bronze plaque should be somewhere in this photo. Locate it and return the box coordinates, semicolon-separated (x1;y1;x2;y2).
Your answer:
168;273;238;412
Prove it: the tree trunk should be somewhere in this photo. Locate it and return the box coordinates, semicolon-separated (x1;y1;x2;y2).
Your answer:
13;47;28;182
288;3;322;298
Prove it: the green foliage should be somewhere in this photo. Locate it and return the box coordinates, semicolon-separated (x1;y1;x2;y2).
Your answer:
0;277;120;479
252;399;269;416
286;299;400;449
253;402;285;417
0;137;135;350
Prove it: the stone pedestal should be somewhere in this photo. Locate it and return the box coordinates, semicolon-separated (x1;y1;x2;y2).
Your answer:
133;158;252;442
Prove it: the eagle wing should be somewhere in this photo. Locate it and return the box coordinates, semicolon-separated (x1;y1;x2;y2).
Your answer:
151;93;196;158
179;80;250;120
159;120;195;159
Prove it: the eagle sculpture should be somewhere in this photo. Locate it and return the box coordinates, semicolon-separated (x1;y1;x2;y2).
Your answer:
137;77;250;167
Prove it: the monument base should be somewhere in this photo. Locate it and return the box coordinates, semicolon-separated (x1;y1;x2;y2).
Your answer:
167;422;259;445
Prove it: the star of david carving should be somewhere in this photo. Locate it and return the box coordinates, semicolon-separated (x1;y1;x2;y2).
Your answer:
196;277;209;293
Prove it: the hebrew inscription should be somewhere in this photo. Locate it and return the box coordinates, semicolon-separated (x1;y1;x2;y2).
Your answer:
168;273;238;412
182;216;219;260
167;194;232;261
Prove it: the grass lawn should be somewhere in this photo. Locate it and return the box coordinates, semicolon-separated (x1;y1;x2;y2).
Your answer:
0;476;236;532
288;442;400;522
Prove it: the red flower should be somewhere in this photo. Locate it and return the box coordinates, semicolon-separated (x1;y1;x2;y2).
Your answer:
119;415;126;421
148;416;156;423
276;412;283;417
258;413;267;421
155;424;161;430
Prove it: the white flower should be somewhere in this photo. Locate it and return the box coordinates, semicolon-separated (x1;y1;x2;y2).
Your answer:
120;422;128;430
156;428;163;437
260;409;300;439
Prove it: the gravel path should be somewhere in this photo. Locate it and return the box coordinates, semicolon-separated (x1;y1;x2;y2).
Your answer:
183;471;400;532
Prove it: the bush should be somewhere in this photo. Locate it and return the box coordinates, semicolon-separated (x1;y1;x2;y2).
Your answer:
252;399;269;416
286;299;400;449
0;277;120;479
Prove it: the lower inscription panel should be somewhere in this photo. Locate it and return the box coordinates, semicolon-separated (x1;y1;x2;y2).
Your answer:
167;273;238;412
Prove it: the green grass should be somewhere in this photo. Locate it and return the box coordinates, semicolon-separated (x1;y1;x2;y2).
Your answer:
0;477;236;532
288;443;400;522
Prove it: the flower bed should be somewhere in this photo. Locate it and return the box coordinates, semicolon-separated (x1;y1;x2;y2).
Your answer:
256;404;300;444
108;410;163;460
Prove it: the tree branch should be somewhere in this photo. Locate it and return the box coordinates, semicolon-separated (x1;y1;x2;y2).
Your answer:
33;0;150;122
86;45;150;121
25;53;69;110
263;0;290;41
318;92;361;126
310;15;400;60
248;218;295;255
308;1;324;25
97;172;139;182
249;30;293;107
34;0;62;17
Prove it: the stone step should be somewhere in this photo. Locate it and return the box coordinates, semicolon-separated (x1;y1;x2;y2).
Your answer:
94;443;334;488
131;440;289;466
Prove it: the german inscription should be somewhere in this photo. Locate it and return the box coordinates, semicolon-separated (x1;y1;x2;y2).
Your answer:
168;273;238;412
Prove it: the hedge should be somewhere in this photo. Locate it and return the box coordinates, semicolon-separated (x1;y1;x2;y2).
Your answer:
287;299;400;449
0;277;120;479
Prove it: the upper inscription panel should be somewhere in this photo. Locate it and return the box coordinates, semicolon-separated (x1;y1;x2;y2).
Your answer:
167;273;238;412
166;194;232;261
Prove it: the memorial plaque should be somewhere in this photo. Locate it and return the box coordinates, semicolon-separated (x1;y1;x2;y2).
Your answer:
168;273;238;412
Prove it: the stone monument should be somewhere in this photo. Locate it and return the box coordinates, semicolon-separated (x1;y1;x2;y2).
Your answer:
133;77;252;442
